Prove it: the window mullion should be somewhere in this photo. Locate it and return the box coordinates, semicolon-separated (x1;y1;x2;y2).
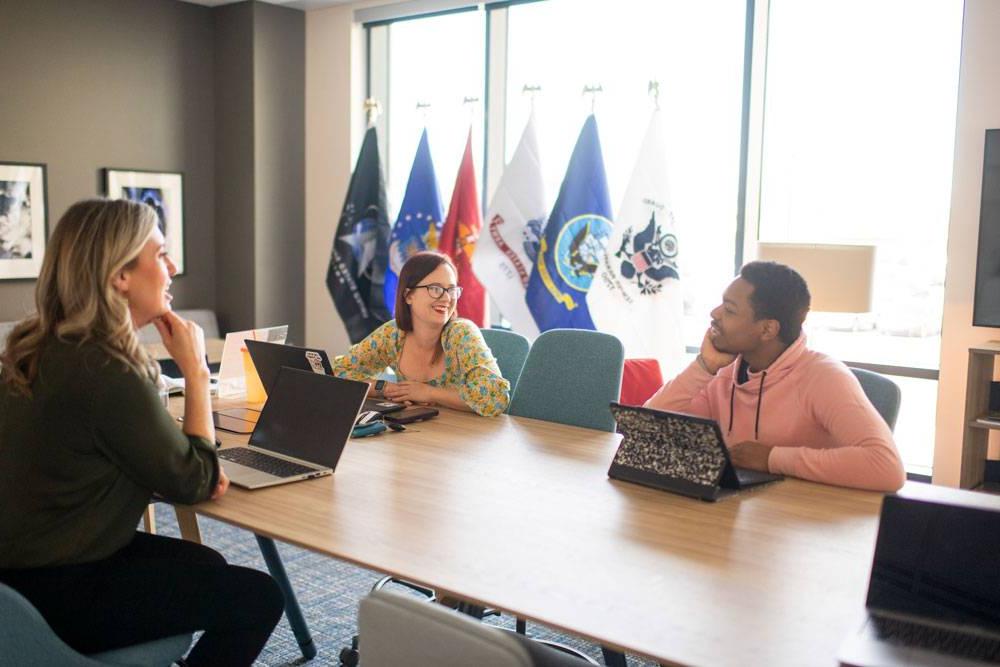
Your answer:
738;0;770;274
484;5;509;210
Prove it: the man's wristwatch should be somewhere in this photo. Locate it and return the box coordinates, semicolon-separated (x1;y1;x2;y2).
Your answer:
374;379;386;397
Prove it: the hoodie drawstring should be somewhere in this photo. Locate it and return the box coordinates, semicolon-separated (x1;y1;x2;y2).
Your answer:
728;369;768;441
728;383;736;435
754;371;766;440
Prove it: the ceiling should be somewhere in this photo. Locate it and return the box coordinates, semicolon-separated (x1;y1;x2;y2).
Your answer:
179;0;357;9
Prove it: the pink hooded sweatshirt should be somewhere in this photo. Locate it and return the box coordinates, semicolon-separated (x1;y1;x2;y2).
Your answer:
644;335;905;492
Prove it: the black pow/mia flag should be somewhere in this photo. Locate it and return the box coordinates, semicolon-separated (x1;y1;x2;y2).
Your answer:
326;127;392;343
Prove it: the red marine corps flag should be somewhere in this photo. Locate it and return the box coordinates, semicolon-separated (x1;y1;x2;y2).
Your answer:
472;113;546;338
439;129;488;326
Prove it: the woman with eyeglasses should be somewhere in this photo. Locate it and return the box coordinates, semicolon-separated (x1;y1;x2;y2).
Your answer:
332;251;509;416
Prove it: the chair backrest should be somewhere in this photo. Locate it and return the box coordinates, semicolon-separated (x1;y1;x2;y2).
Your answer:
480;328;530;397
508;329;624;432
619;358;664;406
0;321;16;347
0;582;192;667
0;582;106;666
849;367;901;432
137;309;220;345
359;589;588;667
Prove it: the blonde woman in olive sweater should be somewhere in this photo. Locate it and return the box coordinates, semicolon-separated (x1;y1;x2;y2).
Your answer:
0;199;282;667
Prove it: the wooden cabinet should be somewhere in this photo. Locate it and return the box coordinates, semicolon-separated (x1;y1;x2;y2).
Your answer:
962;342;1000;487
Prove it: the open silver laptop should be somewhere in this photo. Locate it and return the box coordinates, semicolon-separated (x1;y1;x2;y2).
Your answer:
839;484;1000;666
217;366;368;489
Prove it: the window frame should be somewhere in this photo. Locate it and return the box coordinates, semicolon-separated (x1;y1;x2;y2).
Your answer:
363;0;942;386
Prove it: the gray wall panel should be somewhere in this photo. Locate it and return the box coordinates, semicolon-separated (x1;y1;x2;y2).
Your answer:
213;1;257;334
253;2;305;340
0;0;216;323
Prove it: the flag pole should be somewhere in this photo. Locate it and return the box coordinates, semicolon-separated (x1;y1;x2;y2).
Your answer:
364;97;382;127
582;84;603;113
416;101;431;126
647;80;661;111
522;84;541;112
462;96;479;125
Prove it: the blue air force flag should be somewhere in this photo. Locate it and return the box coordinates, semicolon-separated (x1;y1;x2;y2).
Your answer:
526;114;613;331
384;129;445;314
326;126;392;344
588;111;684;375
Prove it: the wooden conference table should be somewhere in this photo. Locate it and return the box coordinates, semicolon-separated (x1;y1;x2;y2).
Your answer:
171;398;887;667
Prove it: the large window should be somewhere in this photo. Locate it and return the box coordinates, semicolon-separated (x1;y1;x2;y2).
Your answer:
504;0;747;339
758;0;962;369
366;0;963;476
755;0;963;474
376;10;486;221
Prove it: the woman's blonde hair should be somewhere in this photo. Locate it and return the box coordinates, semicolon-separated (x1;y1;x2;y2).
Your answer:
1;198;160;395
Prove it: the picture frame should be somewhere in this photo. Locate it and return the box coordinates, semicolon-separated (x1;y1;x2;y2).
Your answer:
0;161;48;280
104;168;185;274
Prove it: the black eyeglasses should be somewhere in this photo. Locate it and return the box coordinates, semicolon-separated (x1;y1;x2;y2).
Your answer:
413;284;463;301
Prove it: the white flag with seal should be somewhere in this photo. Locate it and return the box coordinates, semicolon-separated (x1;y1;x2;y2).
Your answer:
474;113;546;338
589;110;684;376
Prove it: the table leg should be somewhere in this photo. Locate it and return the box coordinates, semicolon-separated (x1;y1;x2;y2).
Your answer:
174;507;202;543
255;534;317;660
601;647;627;666
142;504;157;533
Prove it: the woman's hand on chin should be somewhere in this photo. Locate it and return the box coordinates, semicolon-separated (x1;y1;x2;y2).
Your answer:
153;311;209;380
383;381;435;405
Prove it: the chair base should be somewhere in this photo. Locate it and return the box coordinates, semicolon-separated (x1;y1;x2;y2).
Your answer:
87;632;193;666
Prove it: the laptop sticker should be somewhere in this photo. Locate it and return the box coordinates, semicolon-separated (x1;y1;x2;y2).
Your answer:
304;350;325;374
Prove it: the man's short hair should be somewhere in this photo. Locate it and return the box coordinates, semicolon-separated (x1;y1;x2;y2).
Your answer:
739;261;811;345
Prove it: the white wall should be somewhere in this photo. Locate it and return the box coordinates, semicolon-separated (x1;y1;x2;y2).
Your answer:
934;0;1000;486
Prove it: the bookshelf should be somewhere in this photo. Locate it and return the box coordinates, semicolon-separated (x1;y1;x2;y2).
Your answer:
961;341;1000;487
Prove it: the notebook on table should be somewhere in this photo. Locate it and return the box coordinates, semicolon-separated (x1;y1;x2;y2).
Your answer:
607;402;782;502
244;339;404;415
838;485;1000;666
217;366;368;489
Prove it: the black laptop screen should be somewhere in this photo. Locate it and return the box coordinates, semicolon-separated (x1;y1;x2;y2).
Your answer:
249;367;367;469
245;340;333;396
867;495;1000;632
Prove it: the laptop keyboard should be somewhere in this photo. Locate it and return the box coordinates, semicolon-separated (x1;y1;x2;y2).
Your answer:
218;448;317;478
873;615;1000;663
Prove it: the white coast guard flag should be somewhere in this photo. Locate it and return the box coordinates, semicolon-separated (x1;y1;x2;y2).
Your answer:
589;111;684;375
473;114;546;339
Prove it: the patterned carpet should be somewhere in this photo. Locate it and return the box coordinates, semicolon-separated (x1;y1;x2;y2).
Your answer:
151;507;655;666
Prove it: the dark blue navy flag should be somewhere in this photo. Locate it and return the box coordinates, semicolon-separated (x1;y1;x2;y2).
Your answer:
326;126;392;343
526;115;614;331
384;128;445;314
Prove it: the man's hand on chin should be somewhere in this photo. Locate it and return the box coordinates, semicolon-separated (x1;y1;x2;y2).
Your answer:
729;441;773;471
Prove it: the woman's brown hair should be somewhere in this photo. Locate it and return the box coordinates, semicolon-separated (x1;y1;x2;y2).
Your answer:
394;251;457;332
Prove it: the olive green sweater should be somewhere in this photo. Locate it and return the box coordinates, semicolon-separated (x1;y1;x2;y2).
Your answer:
0;337;218;569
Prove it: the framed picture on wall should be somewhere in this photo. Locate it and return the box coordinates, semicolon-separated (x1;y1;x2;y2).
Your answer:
104;168;185;274
0;161;48;280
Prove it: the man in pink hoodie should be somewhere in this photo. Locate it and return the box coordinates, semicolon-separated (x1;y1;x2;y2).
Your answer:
645;261;905;492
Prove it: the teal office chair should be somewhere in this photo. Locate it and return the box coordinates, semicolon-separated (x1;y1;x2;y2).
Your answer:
480;328;530;398
508;329;624;432
849;367;902;432
0;582;192;666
